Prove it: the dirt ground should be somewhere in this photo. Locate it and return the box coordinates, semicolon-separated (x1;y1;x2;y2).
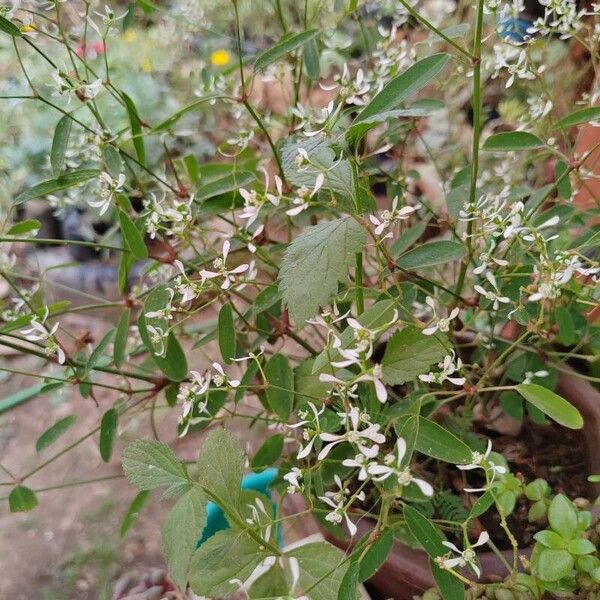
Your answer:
0;312;278;600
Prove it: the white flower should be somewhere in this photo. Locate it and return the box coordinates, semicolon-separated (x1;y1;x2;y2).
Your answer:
200;240;250;290
283;467;303;494
289;401;325;459
286;173;324;216
437;531;490;578
354;364;388;403
178;370;211;419
89;172;125;215
419;352;465;386
342;451;372;481
80;78;103;100
474;282;510;310
239;169;282;227
211;362;240;389
457;440;507;492
318;406;385;460
369;196;419;237
21;316;65;364
367;438;434;496
319;475;363;536
422;296;460;336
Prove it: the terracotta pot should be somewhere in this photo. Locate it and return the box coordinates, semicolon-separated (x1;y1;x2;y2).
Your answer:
289;370;600;600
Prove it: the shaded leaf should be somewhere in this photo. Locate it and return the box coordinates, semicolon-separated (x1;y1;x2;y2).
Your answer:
264;353;294;419
14;169;100;205
36;415;76;452
50;115;72;177
396;240;466;270
218;303;236;364
554;107;600;130
254;29;319;72
118;209;148;259
9;485;38;512
99;408;118;462
251;433;284;472
121;490;150;537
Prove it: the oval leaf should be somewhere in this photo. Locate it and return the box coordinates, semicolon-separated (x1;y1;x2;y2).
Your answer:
100;407;119;462
113;308;130;368
554;107;600;130
36;415;76;452
118;209;148;259
482;131;544;152
516;384;583;429
396;240;466;270
264;353;294;419
254;29;319;72
251;433;284;472
14;169;100;205
218;303;236;364
50;115;72;177
9;485;38;512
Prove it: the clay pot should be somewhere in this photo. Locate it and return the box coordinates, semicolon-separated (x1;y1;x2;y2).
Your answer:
296;370;600;600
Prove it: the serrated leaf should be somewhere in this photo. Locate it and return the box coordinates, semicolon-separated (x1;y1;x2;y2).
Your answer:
286;541;349;600
123;93;145;165
99;408;118;462
113;309;130;368
482;131;544;152
264;353;294;419
381;326;448;384
279;216;367;323
554;107;600;129
118;209;148;259
50;115;72;177
162;484;206;588
14;169;100;205
396;240;466;270
354;54;449;124
254;29;319;72
516;384;583;429
281;136;356;203
36;415;76;452
189;529;265;597
0;14;22;37
218;303;236;364
120;490;150;537
9;485;38;512
251;433;284;472
122;439;187;490
197;429;244;508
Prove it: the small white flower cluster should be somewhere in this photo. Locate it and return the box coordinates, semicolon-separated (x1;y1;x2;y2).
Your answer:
144;193;194;239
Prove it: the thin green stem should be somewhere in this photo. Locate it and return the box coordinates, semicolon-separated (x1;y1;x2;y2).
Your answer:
355;251;364;315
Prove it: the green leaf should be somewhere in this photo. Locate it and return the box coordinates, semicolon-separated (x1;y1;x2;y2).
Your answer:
567;538;595;555
197;429;244;509
118;209;148;259
534;530;566;549
86;328;115;374
396;240;466;270
36;415;76;452
403;504;447;557
554;160;572;200
516;384;583;429
122;439;187;490
249;564;290;599
102;144;123;178
254;29;320;72
7;219;41;236
50;115;72;177
279;216;367;323
123;93;146;165
9;485;38;512
196;170;255;202
414;417;472;463
0;14;22;37
303;37;320;80
99;408;118;462
390;220;429;257
113;309;130;368
381;326;448;385
281;137;356;203
190;530;265;597
359;528;393;581
287;541;349;600
251;433;284;472
162;484;207;588
121;490;150;537
554;107;600;129
138;313;188;381
482;131;544;152
354;54;449;124
218;303;236;364
548;494;578;540
536;548;574;581
468;491;494;519
264;353;294;419
14;169;100;205
153;96;218;132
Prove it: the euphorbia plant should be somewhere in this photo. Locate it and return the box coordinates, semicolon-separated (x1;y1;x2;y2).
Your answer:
1;0;599;598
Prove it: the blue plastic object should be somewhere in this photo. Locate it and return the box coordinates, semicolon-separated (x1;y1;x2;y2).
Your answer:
497;16;534;43
196;467;279;547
